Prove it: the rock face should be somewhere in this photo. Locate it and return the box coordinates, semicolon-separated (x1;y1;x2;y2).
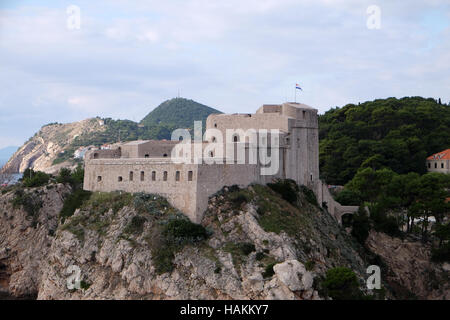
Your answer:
0;184;70;297
34;185;372;300
366;231;450;300
0;118;105;174
0;183;448;300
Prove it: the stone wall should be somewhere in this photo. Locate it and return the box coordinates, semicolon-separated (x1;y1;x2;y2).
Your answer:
84;158;199;221
426;159;450;174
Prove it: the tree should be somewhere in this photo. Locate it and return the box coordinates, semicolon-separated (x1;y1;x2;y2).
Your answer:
22;169;50;188
345;167;396;203
322;267;363;300
434;223;450;248
319;97;450;185
351;206;371;244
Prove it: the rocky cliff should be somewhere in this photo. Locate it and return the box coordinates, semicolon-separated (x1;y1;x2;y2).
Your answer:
366;231;450;300
0;182;448;300
0;183;70;297
1;119;106;175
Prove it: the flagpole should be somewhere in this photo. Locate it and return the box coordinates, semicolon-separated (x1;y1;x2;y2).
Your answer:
295;85;297;103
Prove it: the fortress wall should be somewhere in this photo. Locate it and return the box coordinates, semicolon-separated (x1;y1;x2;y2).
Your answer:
194;163;263;221
206;114;290;134
137;142;178;158
316;181;358;224
256;105;281;114
83;159;199;221
120;144;139;158
86;149;121;159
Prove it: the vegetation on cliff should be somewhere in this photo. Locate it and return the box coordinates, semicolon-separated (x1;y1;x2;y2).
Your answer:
319;97;450;185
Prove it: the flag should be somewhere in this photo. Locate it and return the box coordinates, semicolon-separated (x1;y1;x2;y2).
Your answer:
296;83;303;91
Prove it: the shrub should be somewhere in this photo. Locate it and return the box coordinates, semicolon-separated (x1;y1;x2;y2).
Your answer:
352;206;370;244
150;217;209;275
239;242;256;255
60;189;91;222
133;192;175;215
22;169;50;188
12;189;43;219
229;191;250;208
71;164;84;186
82;191;132;214
322;267;363;300
163;218;209;244
262;262;276;278
370;205;402;238
80;280;91;290
305;260;315;271
123;215;147;235
431;243;450;263
267;179;299;204
56;168;73;185
152;246;175;274
255;252;266;261
300;185;318;206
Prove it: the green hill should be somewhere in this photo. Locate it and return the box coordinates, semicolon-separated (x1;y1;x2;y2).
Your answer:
140;98;222;129
319;97;450;185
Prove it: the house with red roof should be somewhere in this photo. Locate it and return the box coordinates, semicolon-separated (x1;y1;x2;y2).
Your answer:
426;149;450;174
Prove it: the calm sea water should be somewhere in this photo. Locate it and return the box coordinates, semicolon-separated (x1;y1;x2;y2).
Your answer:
1;173;22;185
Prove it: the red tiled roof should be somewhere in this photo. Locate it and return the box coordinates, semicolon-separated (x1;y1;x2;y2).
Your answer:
427;149;450;160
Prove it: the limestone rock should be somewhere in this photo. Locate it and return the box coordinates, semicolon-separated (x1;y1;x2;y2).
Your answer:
273;260;313;292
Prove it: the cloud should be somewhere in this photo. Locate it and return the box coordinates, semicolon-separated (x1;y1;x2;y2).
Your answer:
0;0;449;148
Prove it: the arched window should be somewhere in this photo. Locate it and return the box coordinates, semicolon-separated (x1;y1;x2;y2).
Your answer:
97;176;102;182
163;153;168;157
144;154;150;158
188;171;193;181
212;136;216;142
175;171;180;181
152;171;156;181
140;171;144;181
209;151;214;157
163;171;168;181
233;135;239;142
129;171;133;181
118;176;123;182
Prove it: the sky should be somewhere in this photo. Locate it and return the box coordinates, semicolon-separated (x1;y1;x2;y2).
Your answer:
0;0;449;149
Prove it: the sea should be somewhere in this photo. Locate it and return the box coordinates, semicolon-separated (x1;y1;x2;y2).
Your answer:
0;170;23;185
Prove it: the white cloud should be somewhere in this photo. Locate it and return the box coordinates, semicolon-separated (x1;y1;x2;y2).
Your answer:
0;0;449;147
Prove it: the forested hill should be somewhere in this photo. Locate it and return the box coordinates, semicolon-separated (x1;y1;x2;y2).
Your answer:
140;97;222;128
319;97;450;185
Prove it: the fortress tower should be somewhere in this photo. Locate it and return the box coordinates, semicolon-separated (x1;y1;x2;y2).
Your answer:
83;102;357;223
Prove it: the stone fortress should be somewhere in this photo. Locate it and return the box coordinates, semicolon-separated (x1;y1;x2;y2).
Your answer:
83;102;358;223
